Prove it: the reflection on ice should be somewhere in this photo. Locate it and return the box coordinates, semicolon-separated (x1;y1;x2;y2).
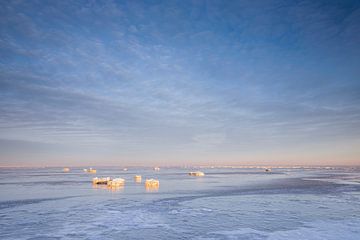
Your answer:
92;183;124;192
145;185;159;193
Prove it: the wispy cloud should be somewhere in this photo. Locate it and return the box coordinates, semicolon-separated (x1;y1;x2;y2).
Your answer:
0;0;359;165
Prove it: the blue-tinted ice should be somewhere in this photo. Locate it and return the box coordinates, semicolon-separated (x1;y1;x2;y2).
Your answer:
0;167;359;239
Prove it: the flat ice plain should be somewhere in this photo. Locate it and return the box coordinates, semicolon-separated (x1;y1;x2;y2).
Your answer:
0;167;359;239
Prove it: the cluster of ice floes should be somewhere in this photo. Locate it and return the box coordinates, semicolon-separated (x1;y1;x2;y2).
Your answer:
90;170;208;191
92;175;161;191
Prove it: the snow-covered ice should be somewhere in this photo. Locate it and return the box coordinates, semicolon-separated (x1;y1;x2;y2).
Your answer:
0;167;359;239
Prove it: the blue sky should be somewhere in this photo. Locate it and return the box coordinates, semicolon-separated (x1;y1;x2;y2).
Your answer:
0;0;359;166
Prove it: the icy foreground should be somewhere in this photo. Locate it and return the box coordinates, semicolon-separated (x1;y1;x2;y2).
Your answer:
0;167;359;239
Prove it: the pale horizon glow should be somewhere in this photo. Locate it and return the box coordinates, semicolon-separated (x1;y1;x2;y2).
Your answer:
0;0;360;167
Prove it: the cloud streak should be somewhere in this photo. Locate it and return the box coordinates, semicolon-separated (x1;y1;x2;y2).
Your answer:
0;0;359;166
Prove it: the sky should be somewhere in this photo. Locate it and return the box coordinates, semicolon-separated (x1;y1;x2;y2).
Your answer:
0;0;360;167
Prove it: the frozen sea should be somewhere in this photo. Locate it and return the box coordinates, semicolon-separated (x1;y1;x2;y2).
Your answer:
1;167;360;240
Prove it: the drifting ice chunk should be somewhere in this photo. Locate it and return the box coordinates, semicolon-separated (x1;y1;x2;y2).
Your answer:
92;177;110;185
84;168;97;173
134;175;142;182
145;179;159;187
63;168;70;172
154;167;160;171
107;178;125;187
189;171;205;177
